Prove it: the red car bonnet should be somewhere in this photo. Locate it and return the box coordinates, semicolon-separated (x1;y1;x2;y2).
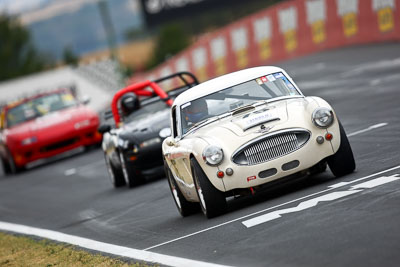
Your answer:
5;105;97;143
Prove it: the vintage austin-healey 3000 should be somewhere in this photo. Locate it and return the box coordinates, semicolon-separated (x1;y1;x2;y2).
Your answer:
162;66;355;218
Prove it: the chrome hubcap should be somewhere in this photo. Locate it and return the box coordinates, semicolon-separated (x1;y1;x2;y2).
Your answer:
105;157;115;184
120;154;129;184
168;175;182;209
194;174;207;211
172;188;182;209
198;188;206;210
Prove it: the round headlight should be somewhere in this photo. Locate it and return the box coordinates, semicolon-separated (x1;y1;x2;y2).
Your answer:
21;136;38;146
202;145;224;166
312;108;334;128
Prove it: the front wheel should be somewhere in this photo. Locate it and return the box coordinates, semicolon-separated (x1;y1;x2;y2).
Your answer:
6;149;24;174
1;157;11;175
120;153;145;188
104;154;125;187
309;160;327;176
327;122;356;177
191;158;227;218
165;161;199;217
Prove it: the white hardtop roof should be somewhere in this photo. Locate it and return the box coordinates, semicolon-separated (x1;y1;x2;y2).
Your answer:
173;66;290;107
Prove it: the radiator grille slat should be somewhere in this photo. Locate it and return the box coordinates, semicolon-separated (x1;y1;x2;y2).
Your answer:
232;130;310;166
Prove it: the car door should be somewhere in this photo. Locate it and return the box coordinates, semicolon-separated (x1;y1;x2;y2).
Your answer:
164;107;197;200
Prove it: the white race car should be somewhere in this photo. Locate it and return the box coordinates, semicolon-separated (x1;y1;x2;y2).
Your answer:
162;66;355;218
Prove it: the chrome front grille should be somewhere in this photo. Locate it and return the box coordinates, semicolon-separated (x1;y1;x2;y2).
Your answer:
232;129;310;166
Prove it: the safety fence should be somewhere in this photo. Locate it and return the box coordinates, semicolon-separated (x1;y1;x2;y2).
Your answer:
130;0;400;85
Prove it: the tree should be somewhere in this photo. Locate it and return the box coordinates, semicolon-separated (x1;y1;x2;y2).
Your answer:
146;23;190;69
0;15;48;82
62;46;78;66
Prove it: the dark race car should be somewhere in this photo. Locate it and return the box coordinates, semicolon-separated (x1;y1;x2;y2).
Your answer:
98;72;198;188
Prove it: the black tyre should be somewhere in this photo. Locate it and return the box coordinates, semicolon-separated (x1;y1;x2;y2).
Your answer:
6;149;24;174
1;157;11;175
104;154;125;187
327;122;356;177
165;161;199;216
309;160;327;176
119;153;145;188
190;158;227;218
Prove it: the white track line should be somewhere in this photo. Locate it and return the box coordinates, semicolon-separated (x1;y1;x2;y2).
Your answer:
347;123;388;137
64;168;77;176
243;174;400;228
0;222;231;267
144;165;400;251
242;190;362;228
351;174;400;190
64;160;105;176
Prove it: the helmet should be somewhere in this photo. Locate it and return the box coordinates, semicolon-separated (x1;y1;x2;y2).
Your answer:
184;99;208;124
120;93;140;116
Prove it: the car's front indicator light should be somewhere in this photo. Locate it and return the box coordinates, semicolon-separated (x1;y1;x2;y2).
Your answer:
202;145;224;166
325;132;333;141
312;107;334;128
140;137;161;148
226;168;234;176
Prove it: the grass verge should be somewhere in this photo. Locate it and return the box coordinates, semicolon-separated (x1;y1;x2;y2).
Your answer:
0;231;155;267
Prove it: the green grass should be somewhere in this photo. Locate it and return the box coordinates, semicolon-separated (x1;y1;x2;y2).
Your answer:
0;232;155;267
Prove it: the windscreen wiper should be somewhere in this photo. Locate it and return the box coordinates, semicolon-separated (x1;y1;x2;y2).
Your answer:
187;116;219;132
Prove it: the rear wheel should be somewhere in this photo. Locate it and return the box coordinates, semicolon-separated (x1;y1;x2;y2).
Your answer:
120;153;145;188
104;154;125;187
327;122;356;177
191;158;227;218
165;161;199;216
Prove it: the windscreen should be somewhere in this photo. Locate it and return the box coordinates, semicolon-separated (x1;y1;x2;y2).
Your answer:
6;92;77;128
180;72;300;134
123;99;168;123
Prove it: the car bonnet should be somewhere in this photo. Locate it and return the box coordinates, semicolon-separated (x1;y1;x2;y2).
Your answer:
186;97;312;139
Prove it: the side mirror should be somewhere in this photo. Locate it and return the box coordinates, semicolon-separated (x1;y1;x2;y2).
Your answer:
81;95;90;105
165;136;176;147
98;124;111;134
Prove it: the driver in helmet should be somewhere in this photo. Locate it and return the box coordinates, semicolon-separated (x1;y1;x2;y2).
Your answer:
120;92;140;118
183;98;208;127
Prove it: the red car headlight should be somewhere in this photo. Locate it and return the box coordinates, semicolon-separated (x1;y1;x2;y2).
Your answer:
74;119;91;130
21;136;38;146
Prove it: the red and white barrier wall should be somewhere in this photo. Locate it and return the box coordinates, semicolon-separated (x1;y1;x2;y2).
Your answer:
130;0;400;84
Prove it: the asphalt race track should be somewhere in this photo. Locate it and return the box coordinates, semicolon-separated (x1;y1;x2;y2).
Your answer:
1;42;400;267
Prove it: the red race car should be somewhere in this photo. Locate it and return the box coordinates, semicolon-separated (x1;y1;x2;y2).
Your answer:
0;88;102;174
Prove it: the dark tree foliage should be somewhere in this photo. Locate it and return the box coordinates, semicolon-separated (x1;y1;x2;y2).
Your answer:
141;0;283;70
146;23;190;69
62;46;78;66
0;15;48;82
